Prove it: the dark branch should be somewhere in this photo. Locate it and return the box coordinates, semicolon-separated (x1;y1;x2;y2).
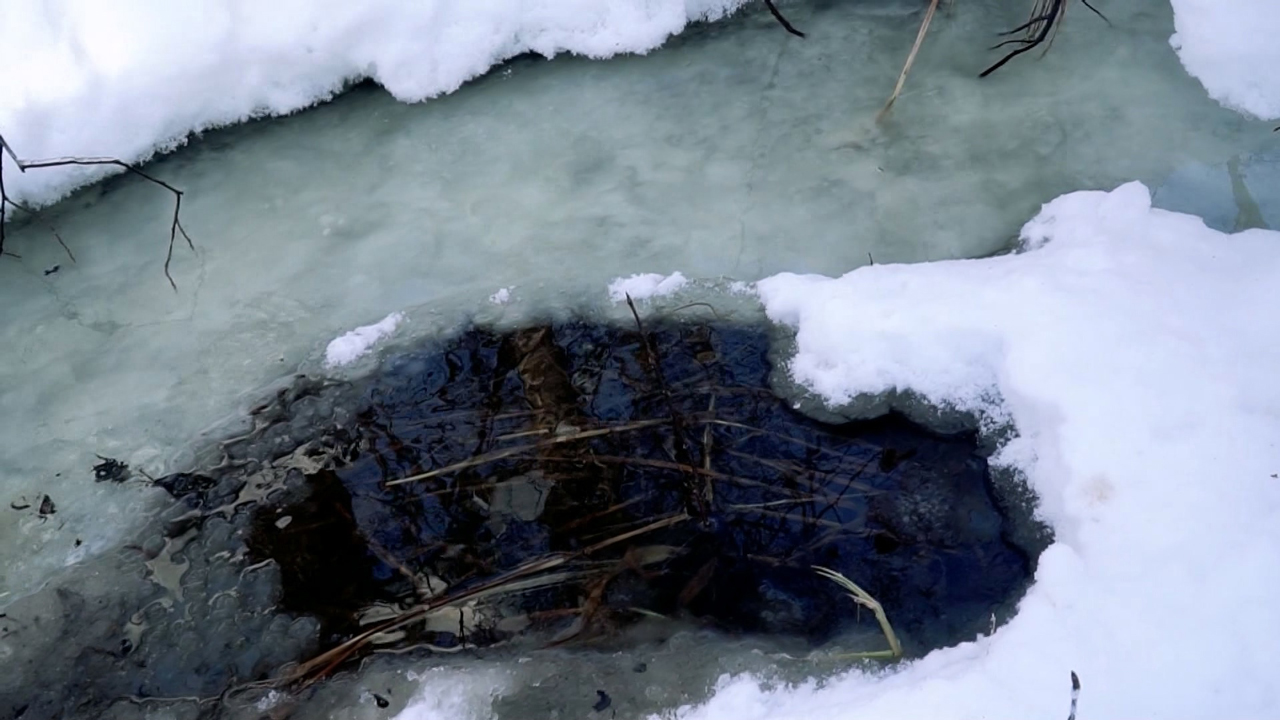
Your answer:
1067;671;1081;720
1079;0;1112;26
982;0;1112;78
997;13;1057;37
979;0;1063;78
624;294;710;522
1;197;76;264
762;0;806;38
0;135;194;289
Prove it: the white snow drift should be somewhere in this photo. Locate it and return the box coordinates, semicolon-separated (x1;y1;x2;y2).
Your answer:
3;0;1278;209
1169;0;1280;119
324;311;404;367
652;182;1280;719
0;0;746;206
608;271;690;303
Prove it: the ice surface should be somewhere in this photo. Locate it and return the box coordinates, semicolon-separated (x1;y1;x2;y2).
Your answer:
665;182;1279;719
0;0;1270;617
0;0;1278;716
0;0;748;206
1169;0;1280;118
324;311;404;367
2;0;1275;208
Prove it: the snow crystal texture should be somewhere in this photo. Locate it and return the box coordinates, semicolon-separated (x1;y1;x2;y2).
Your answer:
1169;0;1280;118
324;312;403;367
608;271;689;302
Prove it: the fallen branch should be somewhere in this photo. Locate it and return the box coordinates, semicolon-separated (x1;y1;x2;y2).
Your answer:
0;132;195;289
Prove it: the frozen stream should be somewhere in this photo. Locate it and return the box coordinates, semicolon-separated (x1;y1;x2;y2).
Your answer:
0;0;1277;716
1;0;1272;612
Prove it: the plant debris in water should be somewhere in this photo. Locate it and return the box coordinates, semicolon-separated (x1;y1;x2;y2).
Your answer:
246;320;1032;678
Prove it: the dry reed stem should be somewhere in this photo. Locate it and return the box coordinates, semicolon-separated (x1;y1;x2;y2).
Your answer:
879;0;941;121
813;565;903;660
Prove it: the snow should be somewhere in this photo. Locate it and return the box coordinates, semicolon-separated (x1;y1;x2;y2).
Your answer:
489;287;513;305
608;271;689;302
0;0;1276;715
0;0;746;207
666;182;1280;719
1169;0;1280;119
323;312;403;367
2;0;1275;209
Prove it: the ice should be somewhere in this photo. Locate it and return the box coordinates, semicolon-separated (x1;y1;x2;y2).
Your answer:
0;0;748;207
0;0;1270;618
323;311;404;367
489;287;513;305
667;182;1280;719
1169;0;1280;118
608;271;689;302
0;0;1277;716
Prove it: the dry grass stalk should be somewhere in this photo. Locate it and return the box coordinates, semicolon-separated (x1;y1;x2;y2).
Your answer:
879;0;942;121
285;512;689;685
813;565;903;660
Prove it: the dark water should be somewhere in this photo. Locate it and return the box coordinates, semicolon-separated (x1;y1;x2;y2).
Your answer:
249;320;1032;657
0;320;1034;720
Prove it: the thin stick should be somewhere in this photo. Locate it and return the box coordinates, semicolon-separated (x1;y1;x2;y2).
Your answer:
762;0;806;38
0;135;194;288
625;294;707;520
980;0;1062;78
879;0;941;120
384;419;668;486
288;513;688;684
1068;672;1081;720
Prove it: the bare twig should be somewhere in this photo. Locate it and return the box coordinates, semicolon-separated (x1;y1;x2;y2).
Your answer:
762;0;806;38
625;294;709;520
981;0;1063;77
981;0;1108;78
384;418;669;487
1078;0;1110;25
1068;671;1081;720
0;133;195;289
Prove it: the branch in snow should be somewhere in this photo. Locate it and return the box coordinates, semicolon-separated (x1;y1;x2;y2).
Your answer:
0;132;195;290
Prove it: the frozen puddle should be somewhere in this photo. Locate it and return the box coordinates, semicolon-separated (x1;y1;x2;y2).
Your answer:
0;0;1271;602
0;0;1278;718
0;316;1042;719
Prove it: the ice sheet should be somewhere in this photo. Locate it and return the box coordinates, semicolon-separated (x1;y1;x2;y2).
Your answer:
0;0;1269;611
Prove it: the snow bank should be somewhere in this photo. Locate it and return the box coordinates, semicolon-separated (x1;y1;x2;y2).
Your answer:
324;312;403;367
1169;0;1280;119
0;0;746;207
668;182;1280;719
608;271;689;302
